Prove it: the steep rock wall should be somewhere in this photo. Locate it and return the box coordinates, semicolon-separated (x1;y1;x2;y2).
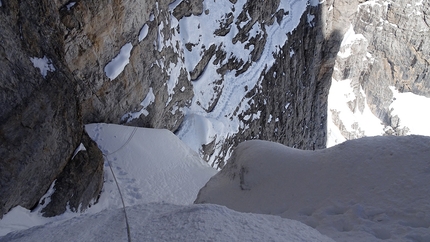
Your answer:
61;0;193;129
174;0;342;168
0;0;103;217
328;0;430;142
0;0;345;216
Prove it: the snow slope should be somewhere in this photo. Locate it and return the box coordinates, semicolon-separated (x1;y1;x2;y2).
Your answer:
85;123;217;208
0;203;333;242
0;124;333;241
196;135;430;241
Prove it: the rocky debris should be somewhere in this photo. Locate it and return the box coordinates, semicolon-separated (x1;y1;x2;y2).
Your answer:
40;130;104;217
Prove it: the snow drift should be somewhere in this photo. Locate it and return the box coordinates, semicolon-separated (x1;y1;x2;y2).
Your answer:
0;203;334;242
195;135;430;241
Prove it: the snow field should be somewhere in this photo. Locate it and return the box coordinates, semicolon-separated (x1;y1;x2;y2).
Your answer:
0;203;334;242
195;135;430;241
85;123;217;208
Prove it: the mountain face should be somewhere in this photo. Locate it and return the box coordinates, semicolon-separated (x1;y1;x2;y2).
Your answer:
328;0;430;144
0;0;428;218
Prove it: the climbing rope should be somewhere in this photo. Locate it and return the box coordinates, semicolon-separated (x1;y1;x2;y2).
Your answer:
105;156;132;242
102;126;138;242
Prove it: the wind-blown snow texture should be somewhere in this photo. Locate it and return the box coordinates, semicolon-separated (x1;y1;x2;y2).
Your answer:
196;135;430;241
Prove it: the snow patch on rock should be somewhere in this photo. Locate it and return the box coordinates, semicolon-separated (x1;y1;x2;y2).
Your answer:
29;56;56;78
104;43;133;80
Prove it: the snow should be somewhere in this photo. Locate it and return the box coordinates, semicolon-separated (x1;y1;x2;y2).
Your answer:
0;203;333;242
337;25;366;59
0;1;2;7
29;56;55;78
176;0;311;164
307;13;315;27
104;43;133;80
0;124;216;237
327;78;385;147
0;124;334;242
121;87;155;122
66;2;75;11
309;0;322;6
71;143;86;160
85;123;217;208
138;24;149;42
389;86;430;136
328;23;429;146
196;135;430;241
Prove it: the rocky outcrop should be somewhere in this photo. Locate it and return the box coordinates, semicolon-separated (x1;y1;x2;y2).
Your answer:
0;0;84;217
328;0;430;141
61;0;193;129
0;1;103;217
40;130;104;217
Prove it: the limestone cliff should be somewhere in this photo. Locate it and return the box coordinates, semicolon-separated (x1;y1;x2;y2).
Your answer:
0;0;106;217
2;0;426;218
327;0;430;143
1;0;337;216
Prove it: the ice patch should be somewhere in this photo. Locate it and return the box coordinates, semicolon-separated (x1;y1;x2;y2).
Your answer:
290;48;295;57
104;43;133;80
30;56;56;78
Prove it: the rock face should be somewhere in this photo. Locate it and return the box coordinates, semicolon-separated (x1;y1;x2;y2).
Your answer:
0;0;84;217
40;130;104;217
174;0;342;168
61;0;193;129
2;0;426;218
327;0;430;143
